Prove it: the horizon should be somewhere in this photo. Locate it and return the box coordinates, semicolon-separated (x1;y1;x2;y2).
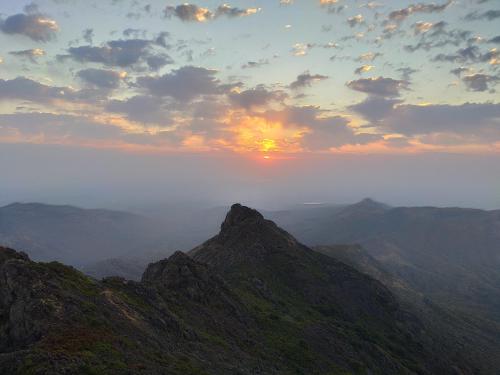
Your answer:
1;195;498;213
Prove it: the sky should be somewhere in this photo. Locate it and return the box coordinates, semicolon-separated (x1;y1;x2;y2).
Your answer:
0;0;499;209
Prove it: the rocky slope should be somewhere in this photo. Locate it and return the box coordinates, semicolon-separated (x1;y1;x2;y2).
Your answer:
315;244;500;373
283;202;500;320
0;204;486;374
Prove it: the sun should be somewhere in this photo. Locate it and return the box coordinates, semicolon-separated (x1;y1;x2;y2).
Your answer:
226;114;306;154
260;139;277;153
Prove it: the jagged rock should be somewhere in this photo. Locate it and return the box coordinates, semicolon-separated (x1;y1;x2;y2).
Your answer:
143;251;234;305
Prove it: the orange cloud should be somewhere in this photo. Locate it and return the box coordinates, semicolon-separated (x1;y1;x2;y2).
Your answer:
224;113;307;153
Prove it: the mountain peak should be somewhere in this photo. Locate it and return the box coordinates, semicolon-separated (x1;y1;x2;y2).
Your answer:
190;204;300;270
338;198;389;217
357;198;387;207
217;203;295;246
360;197;377;204
221;203;264;231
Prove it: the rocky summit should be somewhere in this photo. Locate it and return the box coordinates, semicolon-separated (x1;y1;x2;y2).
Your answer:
0;204;483;374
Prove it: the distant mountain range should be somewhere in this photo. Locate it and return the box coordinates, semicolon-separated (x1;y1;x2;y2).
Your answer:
0;202;230;268
0;203;164;266
0;204;490;374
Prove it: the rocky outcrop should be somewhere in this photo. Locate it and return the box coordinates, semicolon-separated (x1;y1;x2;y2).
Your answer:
0;247;68;351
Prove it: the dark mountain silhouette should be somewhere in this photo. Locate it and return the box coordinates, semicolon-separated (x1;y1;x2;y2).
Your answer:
0;204;483;374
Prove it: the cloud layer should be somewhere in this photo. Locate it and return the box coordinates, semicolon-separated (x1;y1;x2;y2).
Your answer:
0;0;497;155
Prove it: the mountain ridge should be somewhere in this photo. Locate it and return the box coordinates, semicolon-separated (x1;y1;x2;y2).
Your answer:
0;204;483;374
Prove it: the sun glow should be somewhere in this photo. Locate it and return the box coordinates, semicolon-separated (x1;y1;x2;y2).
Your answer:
260;139;277;152
226;114;306;154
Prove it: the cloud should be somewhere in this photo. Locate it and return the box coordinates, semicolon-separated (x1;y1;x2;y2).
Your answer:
122;28;146;38
303;117;378;150
0;12;58;42
413;21;434;34
346;77;409;97
106;95;172;124
482;48;499;65
397;67;419;80
77;68;126;89
164;4;213;22
164;3;260;22
360;2;383;10
347;15;364;27
412;20;447;35
63;37;173;70
137;65;224;101
404;24;472;53
349;95;500;143
319;0;346;14
349;96;403;123
146;54;175;70
433;46;498;64
290;72;328;89
241;59;269;69
229;87;287;109
279;106;378;150
355;65;375;75
462;74;499;92
0;77;109;106
380;103;500;141
381;23;400;39
433;46;477;63
82;28;94;44
450;66;471;77
0;77;75;103
214;4;261;18
0;112;123;143
356;52;382;62
464;10;500;21
291;43;315;56
489;36;500;44
9;48;45;62
388;1;452;22
258;105;379;151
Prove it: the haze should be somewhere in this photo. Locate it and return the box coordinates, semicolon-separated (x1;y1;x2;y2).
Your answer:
1;144;499;210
